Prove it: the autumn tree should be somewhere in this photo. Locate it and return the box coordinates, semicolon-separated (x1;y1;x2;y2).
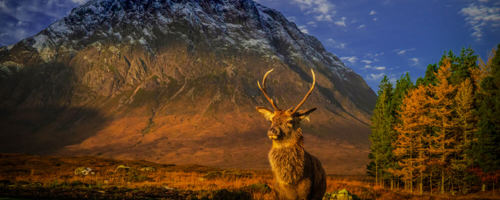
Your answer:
471;49;495;92
428;59;458;194
451;78;476;193
387;73;413;189
393;85;431;193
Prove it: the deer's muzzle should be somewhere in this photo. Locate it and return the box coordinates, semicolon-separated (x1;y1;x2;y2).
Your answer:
267;127;281;140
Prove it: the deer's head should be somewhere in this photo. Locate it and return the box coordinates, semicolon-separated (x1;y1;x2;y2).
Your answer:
256;69;317;141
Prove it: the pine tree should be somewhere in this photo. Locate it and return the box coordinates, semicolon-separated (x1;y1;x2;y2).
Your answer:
472;45;500;192
416;64;438;86
428;59;458;194
451;48;478;85
368;76;394;187
391;73;413;113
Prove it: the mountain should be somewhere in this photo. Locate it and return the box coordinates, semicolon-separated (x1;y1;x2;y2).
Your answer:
0;0;376;174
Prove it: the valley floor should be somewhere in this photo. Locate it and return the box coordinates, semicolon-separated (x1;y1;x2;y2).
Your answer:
0;154;498;200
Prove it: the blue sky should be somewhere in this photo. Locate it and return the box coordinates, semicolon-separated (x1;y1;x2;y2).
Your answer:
0;0;499;91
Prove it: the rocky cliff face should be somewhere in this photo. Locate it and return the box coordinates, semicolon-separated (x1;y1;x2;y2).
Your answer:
0;0;376;174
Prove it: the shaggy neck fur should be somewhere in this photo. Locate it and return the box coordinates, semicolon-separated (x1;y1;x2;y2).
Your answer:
269;128;305;185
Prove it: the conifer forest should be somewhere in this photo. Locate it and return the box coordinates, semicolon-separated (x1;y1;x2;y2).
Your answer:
368;45;500;195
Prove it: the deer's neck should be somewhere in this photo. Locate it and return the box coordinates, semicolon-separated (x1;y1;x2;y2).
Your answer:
269;128;305;184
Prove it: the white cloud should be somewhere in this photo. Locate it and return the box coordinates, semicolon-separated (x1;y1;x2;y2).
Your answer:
375;66;386;70
325;38;346;49
363;63;386;71
334;16;346;27
366;52;384;58
71;0;88;4
287;16;297;22
367;73;385;81
315;14;333;22
357;24;366;29
460;3;500;40
292;0;336;22
307;21;317;27
410;57;419;66
361;60;373;64
341;56;358;64
0;1;6;10
369;10;377;15
395;48;416;55
298;25;309;34
373;17;378;21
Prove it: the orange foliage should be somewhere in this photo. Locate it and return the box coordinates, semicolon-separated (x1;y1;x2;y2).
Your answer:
393;85;433;193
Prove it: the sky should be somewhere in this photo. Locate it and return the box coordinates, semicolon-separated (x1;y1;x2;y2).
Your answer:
0;0;499;91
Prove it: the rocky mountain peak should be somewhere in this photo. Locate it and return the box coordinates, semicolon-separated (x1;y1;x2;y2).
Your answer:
10;0;349;74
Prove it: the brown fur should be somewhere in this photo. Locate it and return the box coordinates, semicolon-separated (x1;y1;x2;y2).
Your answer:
257;109;326;200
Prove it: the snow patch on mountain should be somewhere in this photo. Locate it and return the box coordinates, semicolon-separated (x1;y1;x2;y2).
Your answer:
7;0;351;77
32;34;49;52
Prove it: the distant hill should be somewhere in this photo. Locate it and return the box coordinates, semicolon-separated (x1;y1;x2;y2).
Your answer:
0;0;376;174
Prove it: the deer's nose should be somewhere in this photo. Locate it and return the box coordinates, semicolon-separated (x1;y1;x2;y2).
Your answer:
267;127;280;140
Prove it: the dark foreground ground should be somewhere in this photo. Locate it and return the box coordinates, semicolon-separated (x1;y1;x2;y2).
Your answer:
0;154;499;200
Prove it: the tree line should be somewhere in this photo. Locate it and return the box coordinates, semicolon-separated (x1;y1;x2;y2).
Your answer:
367;45;500;195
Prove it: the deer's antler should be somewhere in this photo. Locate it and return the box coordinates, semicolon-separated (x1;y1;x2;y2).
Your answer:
257;69;279;110
292;69;315;113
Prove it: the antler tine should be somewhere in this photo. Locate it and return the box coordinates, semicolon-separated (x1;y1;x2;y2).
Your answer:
292;69;316;113
257;69;279;110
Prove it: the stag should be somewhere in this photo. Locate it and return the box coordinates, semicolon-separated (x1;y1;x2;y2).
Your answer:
256;69;326;200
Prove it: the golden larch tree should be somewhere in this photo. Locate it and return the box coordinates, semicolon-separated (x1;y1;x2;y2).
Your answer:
471;48;495;92
393;85;431;193
428;59;458;194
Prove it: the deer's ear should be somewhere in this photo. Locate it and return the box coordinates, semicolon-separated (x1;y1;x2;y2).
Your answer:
296;108;317;122
256;106;274;121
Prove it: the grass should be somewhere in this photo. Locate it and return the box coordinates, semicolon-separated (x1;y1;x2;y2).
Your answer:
0;154;270;199
0;154;498;200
